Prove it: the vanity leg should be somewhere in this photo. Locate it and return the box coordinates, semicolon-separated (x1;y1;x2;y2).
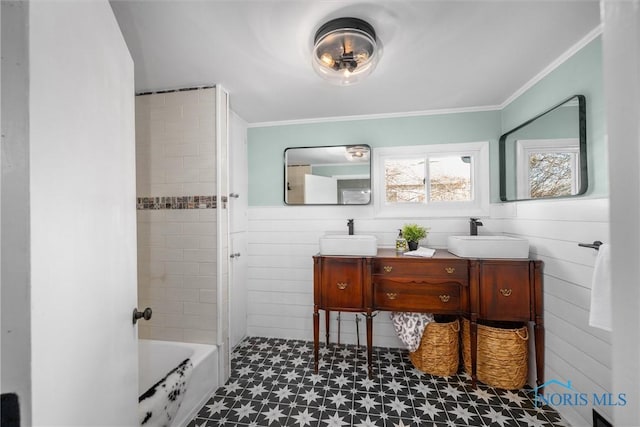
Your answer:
366;310;373;378
535;317;545;389
325;309;331;346
313;306;319;373
470;316;478;387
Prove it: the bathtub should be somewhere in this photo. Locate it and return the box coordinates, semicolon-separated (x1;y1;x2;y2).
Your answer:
138;339;218;427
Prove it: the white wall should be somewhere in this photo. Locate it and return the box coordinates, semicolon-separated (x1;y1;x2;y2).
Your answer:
602;1;640;425
136;89;218;344
502;198;610;426
1;2;31;424
29;1;138;425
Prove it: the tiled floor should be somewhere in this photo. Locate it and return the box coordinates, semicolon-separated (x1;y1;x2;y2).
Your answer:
187;337;565;427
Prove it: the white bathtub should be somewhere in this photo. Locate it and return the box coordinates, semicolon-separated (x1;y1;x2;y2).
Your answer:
139;339;218;427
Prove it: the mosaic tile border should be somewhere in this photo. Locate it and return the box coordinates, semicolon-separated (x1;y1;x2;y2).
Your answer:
137;196;218;210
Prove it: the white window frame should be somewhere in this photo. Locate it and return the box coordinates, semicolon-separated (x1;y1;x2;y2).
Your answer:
373;141;490;218
516;138;580;199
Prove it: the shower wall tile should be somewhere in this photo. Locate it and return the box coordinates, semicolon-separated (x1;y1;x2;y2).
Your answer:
199;290;216;304
136;87;218;345
183;329;216;344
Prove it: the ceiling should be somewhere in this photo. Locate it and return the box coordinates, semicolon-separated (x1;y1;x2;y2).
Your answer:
110;1;600;125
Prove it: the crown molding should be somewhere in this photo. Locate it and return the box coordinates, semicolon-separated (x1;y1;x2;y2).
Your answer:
248;104;501;128
500;25;603;109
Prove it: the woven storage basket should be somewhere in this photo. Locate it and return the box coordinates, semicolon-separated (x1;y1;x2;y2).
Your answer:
462;318;528;389
409;318;460;377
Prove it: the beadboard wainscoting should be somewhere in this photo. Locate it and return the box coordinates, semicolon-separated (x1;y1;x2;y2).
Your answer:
502;197;610;427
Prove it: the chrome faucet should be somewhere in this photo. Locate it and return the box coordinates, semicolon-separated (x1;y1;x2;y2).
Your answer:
470;218;483;236
347;219;354;235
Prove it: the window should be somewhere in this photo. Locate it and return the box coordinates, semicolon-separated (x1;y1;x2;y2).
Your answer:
373;142;489;217
516;139;579;199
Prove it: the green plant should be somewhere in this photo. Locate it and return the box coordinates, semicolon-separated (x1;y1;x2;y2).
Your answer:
401;223;429;243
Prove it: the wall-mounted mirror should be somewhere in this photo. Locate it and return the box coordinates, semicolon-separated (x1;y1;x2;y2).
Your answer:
284;145;371;205
500;94;587;201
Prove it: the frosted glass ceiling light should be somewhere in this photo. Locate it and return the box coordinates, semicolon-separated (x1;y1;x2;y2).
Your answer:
312;17;380;86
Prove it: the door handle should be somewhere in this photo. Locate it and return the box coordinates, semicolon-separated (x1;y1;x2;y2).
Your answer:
230;253;241;259
133;307;152;325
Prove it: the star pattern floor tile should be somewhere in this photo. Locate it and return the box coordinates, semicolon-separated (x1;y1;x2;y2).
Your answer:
187;337;566;427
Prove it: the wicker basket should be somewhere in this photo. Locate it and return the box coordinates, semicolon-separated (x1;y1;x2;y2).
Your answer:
409;317;460;377
462;318;528;389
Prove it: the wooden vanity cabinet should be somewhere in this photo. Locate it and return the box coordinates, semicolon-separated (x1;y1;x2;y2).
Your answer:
313;256;368;371
313;252;544;388
469;259;544;388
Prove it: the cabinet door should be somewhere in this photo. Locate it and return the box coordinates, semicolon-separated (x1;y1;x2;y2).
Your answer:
320;258;364;310
479;262;531;321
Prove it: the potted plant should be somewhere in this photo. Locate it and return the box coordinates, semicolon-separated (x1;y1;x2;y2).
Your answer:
402;223;429;250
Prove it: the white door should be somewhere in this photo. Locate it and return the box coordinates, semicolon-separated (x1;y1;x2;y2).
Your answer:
305;174;338;203
29;2;138;425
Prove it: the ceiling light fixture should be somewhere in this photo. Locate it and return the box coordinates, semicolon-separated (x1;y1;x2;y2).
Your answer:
312;17;380;86
345;145;370;161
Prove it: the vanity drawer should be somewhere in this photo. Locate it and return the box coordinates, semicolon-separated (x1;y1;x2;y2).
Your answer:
372;259;467;280
373;280;461;312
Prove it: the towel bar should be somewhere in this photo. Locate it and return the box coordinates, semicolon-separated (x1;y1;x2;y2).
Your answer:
578;241;603;250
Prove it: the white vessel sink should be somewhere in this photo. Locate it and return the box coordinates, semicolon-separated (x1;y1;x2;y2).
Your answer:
319;235;378;256
447;235;529;259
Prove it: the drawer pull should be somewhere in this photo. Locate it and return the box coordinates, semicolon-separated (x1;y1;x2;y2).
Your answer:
386;292;398;300
500;288;512;297
445;267;455;274
383;266;393;273
336;282;348;290
439;294;451;303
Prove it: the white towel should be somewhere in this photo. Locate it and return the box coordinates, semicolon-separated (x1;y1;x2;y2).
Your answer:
589;243;612;331
403;247;436;257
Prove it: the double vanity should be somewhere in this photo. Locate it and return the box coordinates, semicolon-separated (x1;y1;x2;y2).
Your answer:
312;237;544;388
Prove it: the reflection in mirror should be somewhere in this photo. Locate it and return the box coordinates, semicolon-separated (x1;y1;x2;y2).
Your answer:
500;95;587;201
284;145;371;205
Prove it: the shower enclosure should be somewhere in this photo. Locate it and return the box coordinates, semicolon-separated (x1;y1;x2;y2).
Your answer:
135;86;232;384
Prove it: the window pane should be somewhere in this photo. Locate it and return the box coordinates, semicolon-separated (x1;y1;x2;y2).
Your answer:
528;152;574;198
428;156;472;201
384;159;425;203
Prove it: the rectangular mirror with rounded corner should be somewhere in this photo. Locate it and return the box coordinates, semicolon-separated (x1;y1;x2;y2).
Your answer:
499;94;587;201
284;145;371;205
